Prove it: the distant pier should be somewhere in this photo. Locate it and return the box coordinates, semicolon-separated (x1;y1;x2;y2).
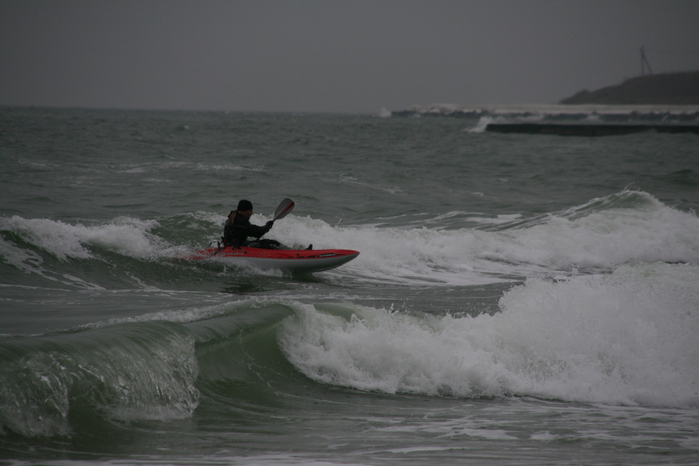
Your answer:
485;123;699;136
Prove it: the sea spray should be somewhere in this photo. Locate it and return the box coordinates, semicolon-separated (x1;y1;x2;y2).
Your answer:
1;216;166;261
263;190;699;284
495;262;699;406
279;302;517;397
4;190;696;289
279;262;699;407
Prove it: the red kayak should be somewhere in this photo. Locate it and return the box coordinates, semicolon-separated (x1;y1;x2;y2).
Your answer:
187;199;358;272
186;246;360;273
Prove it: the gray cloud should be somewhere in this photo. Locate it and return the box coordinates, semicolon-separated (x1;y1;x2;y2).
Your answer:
1;0;698;113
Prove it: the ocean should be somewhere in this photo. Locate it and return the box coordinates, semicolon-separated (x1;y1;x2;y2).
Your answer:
1;106;698;465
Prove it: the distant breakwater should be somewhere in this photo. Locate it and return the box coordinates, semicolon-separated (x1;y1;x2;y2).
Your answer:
485;122;699;136
390;104;699;123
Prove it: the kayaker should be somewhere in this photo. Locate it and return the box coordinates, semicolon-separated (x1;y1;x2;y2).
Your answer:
223;199;275;248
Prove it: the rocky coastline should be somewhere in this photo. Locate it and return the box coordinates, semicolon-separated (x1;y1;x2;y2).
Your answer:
559;70;699;105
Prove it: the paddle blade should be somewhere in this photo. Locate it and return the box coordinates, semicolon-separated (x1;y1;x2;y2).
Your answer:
273;198;295;221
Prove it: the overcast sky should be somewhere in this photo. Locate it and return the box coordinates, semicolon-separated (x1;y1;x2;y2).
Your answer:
1;0;698;113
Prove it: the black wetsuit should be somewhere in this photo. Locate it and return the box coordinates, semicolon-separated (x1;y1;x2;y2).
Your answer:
223;214;273;248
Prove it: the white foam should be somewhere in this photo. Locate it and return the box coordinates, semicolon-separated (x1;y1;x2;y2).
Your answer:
494;193;699;269
194;163;252;171
0;237;46;274
466;116;495;133
279;262;699;407
262;191;699;285
266;215;504;285
1;215;166;261
7;190;692;288
466;214;522;225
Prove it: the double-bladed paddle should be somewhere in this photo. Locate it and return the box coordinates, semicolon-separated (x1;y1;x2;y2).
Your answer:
273;198;295;221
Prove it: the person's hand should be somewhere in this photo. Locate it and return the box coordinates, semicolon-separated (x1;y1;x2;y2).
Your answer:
265;220;274;229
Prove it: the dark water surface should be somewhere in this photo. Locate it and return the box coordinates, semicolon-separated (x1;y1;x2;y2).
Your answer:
1;107;698;465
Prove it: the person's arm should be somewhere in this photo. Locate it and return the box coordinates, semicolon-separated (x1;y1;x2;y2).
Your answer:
237;217;273;239
250;220;274;239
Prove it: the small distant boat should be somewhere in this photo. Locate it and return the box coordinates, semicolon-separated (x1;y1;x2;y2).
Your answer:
186;246;360;273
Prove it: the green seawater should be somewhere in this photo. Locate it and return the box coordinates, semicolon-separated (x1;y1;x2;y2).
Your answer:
1;107;699;465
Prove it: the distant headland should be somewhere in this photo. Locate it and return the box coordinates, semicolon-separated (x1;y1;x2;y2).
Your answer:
559;70;699;105
388;70;699;135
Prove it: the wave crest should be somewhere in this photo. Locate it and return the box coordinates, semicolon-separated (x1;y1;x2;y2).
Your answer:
0;322;199;438
279;263;699;407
